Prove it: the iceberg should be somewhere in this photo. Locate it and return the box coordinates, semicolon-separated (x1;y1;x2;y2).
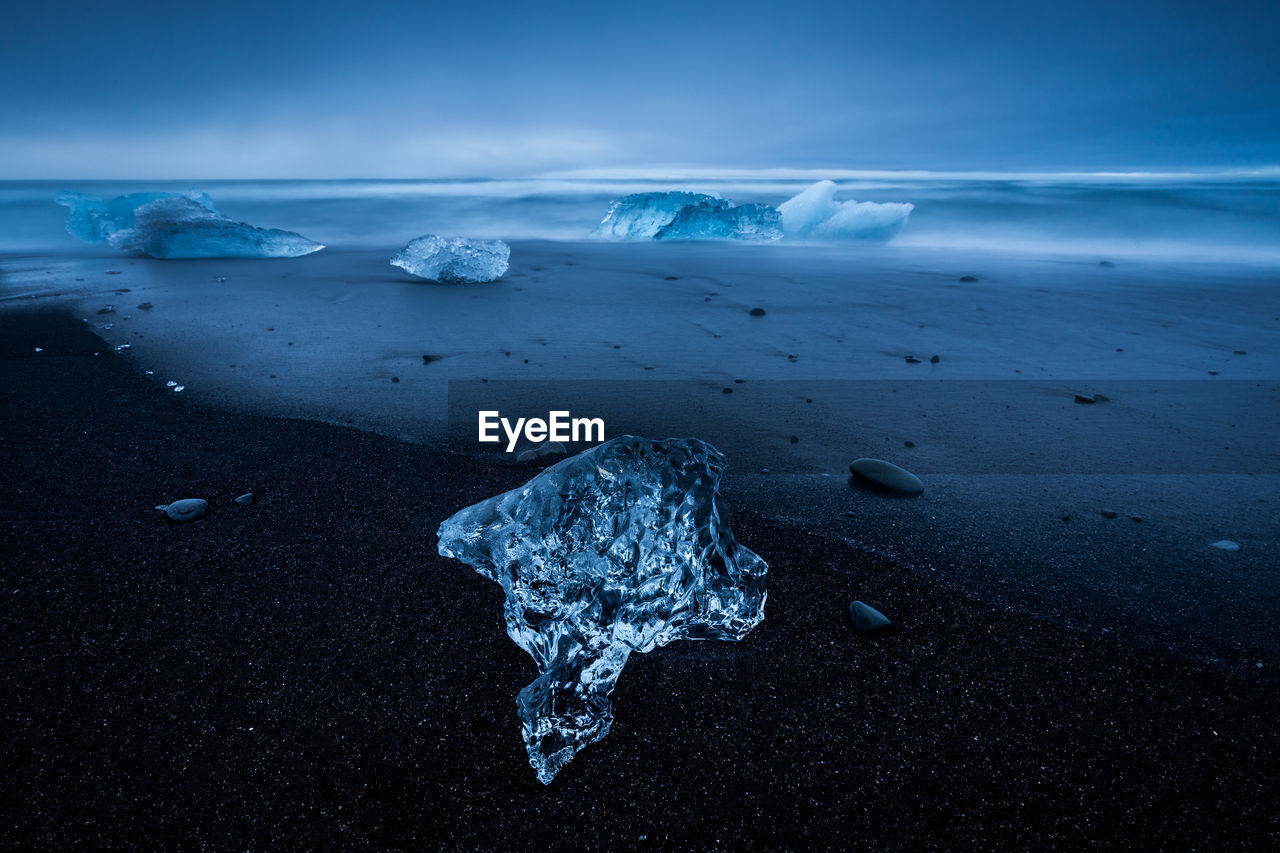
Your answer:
110;198;323;258
391;235;510;283
778;180;914;240
595;192;782;241
56;191;324;258
437;435;768;783
56;190;216;244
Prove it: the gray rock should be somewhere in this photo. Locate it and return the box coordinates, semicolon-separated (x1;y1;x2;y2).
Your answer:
156;498;207;522
850;458;924;495
1210;540;1240;551
850;600;892;631
515;441;567;463
234;492;255;506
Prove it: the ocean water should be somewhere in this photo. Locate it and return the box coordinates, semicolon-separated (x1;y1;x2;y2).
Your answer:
3;171;1280;262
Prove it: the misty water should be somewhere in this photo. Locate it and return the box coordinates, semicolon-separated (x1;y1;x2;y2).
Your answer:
4;171;1280;261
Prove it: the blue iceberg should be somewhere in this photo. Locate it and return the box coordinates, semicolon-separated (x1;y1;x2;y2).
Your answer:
56;191;324;258
437;435;768;783
56;190;216;244
596;181;913;242
391;235;510;283
778;180;913;240
595;192;782;241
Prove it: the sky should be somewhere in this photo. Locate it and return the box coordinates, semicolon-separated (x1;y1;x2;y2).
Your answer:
1;0;1277;178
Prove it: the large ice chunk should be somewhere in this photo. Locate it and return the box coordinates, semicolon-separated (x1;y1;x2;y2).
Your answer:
56;190;217;244
595;192;782;241
778;180;914;240
437;435;768;783
109;198;324;258
56;191;324;258
391;235;510;283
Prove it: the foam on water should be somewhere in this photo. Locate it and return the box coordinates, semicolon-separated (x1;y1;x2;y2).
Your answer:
4;171;1278;261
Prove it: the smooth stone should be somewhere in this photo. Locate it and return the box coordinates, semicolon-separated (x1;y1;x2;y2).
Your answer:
850;458;924;495
515;441;568;463
1100;509;1118;519
1074;394;1096;404
157;498;207;522
1210;540;1240;551
234;492;255;506
958;275;979;282
850;600;892;632
749;307;766;317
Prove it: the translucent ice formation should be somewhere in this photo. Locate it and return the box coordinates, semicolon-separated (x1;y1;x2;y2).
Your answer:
56;190;216;244
437;435;768;783
391;235;510;283
595;192;782;241
56;191;324;258
110;198;324;258
778;180;914;240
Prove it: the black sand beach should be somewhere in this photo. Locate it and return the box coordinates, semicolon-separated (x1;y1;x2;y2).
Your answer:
3;306;1278;849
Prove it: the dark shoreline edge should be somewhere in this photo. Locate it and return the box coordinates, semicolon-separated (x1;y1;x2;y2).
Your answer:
2;307;1277;849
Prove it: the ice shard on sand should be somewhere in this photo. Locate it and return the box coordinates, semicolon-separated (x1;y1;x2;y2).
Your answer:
437;436;768;783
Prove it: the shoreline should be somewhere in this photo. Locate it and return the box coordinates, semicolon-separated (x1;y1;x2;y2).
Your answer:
2;306;1278;847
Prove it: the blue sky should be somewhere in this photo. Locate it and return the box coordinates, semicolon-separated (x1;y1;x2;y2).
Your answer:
2;0;1277;177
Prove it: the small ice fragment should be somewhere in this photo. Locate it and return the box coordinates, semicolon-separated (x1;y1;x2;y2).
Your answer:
1210;540;1240;551
165;380;177;387
113;343;131;352
33;347;43;353
144;370;154;375
438;435;768;784
173;385;185;392
391;235;510;283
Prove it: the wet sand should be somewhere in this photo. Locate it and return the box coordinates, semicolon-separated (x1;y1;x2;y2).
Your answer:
2;307;1278;848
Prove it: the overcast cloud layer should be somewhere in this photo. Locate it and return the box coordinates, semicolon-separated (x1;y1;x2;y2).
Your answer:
2;0;1277;178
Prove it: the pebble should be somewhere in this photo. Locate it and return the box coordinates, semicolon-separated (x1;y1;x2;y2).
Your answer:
1210;540;1240;551
850;458;924;496
515;441;567;463
1101;509;1118;519
234;493;255;506
849;600;892;632
930;355;940;364
156;499;208;522
749;307;766;317
958;275;979;283
905;356;921;364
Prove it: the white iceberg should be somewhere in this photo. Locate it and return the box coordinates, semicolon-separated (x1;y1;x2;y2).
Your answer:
778;180;914;240
390;235;510;283
56;191;324;258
